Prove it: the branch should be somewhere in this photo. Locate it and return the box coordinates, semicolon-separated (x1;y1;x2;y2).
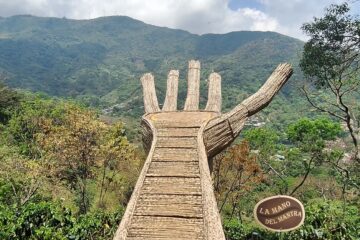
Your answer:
263;160;288;194
290;157;314;196
301;86;346;121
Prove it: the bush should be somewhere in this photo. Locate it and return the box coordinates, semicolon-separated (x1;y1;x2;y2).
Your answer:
223;199;359;240
0;180;123;240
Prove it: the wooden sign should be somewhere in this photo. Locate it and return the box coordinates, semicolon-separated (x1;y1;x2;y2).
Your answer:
254;195;305;232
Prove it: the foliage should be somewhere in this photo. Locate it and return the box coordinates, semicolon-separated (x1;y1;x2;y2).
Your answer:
287;117;342;143
0;180;123;240
0;82;20;124
0;15;304;122
300;2;360;161
0;145;44;207
97;122;142;209
223;219;251;240
224;198;360;240
1;91;142;216
300;2;359;87
37;103;107;213
213;141;264;219
6;96;67;157
287;117;341;157
243;127;279;156
0;9;359;239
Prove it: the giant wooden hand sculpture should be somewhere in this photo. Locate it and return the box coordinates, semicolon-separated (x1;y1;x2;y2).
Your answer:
114;60;292;240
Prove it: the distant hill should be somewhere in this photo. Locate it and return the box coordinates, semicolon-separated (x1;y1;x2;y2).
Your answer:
0;15;305;124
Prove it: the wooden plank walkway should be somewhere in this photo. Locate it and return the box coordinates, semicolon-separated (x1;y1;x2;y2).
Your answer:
118;112;219;240
114;62;293;240
127;125;204;239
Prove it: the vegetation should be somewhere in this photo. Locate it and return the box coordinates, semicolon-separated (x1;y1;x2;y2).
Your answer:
300;2;360;162
0;1;359;239
0;14;304;123
0;91;143;239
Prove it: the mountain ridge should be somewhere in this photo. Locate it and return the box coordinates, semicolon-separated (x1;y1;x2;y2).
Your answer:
0;15;305;123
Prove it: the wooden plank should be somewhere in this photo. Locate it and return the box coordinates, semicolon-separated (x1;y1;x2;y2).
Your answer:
152;148;198;162
154;121;203;128
127;216;204;240
157;127;199;137
142;177;201;195
147;161;199;177
156;137;197;148
134;194;202;218
149;112;218;128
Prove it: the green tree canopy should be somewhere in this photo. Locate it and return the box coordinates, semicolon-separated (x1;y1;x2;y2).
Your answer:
300;2;360;161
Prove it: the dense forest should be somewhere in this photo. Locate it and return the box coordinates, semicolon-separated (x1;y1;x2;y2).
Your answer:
0;2;359;240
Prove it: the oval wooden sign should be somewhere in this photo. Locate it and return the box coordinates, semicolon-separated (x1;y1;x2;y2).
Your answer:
254;195;305;232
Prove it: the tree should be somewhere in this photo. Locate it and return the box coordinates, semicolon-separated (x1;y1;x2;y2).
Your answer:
300;2;360;161
0;83;19;124
286;118;342;195
213;141;263;220
243;127;290;193
97;122;141;209
37;103;107;214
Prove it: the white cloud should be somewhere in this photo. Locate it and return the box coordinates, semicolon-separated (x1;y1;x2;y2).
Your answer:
260;0;345;39
0;0;357;40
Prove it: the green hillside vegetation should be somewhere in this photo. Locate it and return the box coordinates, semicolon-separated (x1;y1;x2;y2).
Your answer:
0;15;305;124
0;2;359;239
0;83;358;239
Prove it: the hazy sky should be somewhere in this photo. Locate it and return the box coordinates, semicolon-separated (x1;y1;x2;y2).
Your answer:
0;0;359;40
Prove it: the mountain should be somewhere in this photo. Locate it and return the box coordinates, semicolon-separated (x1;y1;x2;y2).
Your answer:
0;15;305;124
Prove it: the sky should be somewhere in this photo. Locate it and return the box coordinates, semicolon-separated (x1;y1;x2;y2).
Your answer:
0;0;359;40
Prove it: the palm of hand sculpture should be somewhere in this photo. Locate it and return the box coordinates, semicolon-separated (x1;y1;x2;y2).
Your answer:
114;60;293;240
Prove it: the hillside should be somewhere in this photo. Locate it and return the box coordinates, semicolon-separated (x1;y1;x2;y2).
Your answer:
0;15;304;122
1;12;359;240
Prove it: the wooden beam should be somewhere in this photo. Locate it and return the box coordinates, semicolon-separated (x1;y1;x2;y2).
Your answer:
226;63;293;135
184;60;201;111
203;63;293;158
205;72;221;112
162;70;179;111
141;73;160;113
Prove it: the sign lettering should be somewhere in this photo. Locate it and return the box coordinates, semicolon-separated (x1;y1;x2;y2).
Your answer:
254;195;305;232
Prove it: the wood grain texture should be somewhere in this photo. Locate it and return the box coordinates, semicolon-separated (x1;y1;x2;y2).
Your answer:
203;63;293;157
113;117;158;240
152;147;198;162
156;136;197;148
184;60;201;110
162;70;179;111
223;63;293;136
127;216;204;240
141;119;153;154
114;61;293;240
157;127;198;137
205;72;221;112
141;73;160;113
142;177;201;195
203;118;234;158
134;194;203;218
197;122;226;240
147;161;199;177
